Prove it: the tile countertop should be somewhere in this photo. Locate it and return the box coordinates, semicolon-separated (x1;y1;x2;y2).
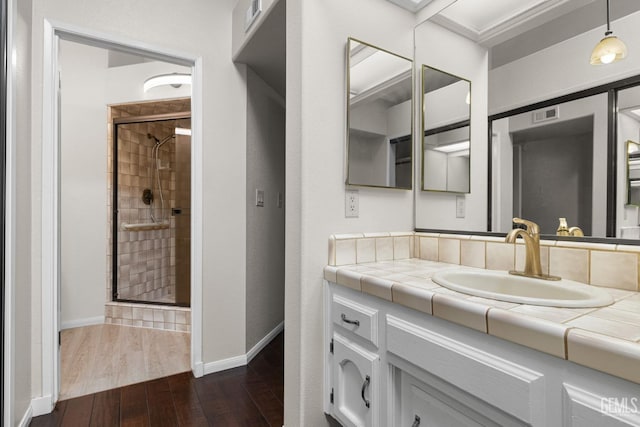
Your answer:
324;258;640;385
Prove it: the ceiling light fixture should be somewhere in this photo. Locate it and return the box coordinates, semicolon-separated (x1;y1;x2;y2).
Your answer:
175;127;192;136
590;0;627;65
433;141;469;153
143;73;192;92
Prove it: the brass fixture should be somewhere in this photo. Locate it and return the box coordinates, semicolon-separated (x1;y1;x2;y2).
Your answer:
556;217;585;237
556;217;569;236
569;226;584;237
505;218;561;281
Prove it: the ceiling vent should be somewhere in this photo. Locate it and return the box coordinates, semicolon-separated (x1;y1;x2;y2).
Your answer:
532;106;559;124
245;0;262;32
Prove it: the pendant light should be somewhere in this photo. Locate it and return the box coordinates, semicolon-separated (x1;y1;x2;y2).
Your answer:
590;0;627;65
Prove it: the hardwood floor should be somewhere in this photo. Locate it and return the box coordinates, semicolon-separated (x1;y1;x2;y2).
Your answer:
31;331;284;426
60;324;190;400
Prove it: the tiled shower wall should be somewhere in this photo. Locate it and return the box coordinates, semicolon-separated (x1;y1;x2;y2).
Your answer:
107;99;190;304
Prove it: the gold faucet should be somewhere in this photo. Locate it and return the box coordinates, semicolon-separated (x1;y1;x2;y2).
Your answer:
568;226;584;237
505;218;560;281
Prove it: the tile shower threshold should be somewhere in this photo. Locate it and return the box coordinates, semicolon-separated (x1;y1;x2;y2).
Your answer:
105;301;191;333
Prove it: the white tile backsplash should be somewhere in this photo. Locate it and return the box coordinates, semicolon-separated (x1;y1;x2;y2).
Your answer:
327;231;639;292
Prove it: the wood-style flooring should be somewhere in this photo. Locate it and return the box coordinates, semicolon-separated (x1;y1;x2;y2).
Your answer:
60;324;190;400
30;331;284;426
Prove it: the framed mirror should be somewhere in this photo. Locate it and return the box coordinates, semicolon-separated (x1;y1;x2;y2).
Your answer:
627;140;640;205
421;65;471;193
346;38;413;189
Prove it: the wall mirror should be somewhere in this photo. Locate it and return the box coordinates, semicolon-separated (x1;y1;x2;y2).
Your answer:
414;0;640;241
422;65;471;193
491;93;606;237
346;38;413;189
627;141;640;205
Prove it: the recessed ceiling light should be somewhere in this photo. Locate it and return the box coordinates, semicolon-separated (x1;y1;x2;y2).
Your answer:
433;141;470;153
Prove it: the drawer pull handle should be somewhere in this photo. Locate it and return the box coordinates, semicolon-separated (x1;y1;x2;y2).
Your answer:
341;313;360;327
412;415;421;427
361;375;370;408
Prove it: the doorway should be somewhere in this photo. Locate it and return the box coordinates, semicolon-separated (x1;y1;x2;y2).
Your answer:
41;22;203;408
110;104;192;307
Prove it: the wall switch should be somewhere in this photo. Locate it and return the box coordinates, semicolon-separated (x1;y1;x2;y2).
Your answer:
456;195;465;218
345;190;359;218
256;189;265;207
277;192;283;208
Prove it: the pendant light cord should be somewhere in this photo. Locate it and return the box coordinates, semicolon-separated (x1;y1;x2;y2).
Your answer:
606;0;611;34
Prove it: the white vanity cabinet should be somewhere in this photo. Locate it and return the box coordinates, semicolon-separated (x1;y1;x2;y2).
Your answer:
325;288;382;427
324;281;640;427
330;333;379;427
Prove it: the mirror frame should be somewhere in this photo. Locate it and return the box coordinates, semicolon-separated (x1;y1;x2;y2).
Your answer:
627;140;640;206
421;64;471;193
483;73;640;242
346;37;413;190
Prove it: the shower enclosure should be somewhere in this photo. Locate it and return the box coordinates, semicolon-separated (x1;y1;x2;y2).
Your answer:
109;100;191;306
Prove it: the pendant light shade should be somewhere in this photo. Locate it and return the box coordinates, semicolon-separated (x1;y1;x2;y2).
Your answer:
590;34;627;65
590;0;627;65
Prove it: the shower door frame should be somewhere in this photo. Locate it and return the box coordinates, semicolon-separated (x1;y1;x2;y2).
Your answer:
112;111;191;307
39;20;205;414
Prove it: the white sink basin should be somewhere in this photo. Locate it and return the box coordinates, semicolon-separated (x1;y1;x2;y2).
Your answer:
431;270;614;308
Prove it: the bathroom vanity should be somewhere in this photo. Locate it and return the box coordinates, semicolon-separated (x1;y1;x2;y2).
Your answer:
323;233;640;427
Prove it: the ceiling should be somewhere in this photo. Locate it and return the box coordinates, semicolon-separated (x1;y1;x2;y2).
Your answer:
386;0;640;68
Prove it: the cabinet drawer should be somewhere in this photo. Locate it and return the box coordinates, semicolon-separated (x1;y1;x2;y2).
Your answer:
332;294;379;347
387;315;546;426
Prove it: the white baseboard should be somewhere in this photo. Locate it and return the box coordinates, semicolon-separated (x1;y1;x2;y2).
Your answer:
31;395;53;417
203;354;247;375
61;316;104;330
18;405;32;427
193;361;204;378
203;321;284;375
247;321;284;363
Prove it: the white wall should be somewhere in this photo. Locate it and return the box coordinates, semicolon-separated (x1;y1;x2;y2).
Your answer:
618;113;640;233
387;98;411;138
59;41;108;328
424;79;470;129
58;40;191;329
30;0;247;399
490;11;640;114
415;20;489;231
245;67;285;351
8;0;34;424
491;118;513;232
232;0;279;58
348;132;389;186
285;0;415;424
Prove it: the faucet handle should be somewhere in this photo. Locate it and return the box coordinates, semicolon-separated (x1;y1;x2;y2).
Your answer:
512;217;540;235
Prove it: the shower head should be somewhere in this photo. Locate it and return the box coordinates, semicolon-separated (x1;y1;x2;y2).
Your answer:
147;133;160;143
157;134;175;148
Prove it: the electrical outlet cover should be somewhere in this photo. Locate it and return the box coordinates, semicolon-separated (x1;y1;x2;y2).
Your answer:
345;190;359;218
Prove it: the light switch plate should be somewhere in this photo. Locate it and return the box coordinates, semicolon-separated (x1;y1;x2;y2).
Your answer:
346;190;359;218
456;195;465;218
256;189;265;207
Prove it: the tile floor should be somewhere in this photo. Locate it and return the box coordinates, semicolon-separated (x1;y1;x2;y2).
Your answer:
59;324;190;400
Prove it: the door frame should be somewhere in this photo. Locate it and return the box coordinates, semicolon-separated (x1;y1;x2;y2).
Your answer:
40;19;204;412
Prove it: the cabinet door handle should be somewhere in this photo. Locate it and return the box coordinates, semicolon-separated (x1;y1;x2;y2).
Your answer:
412;415;421;427
341;313;360;327
361;375;370;408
